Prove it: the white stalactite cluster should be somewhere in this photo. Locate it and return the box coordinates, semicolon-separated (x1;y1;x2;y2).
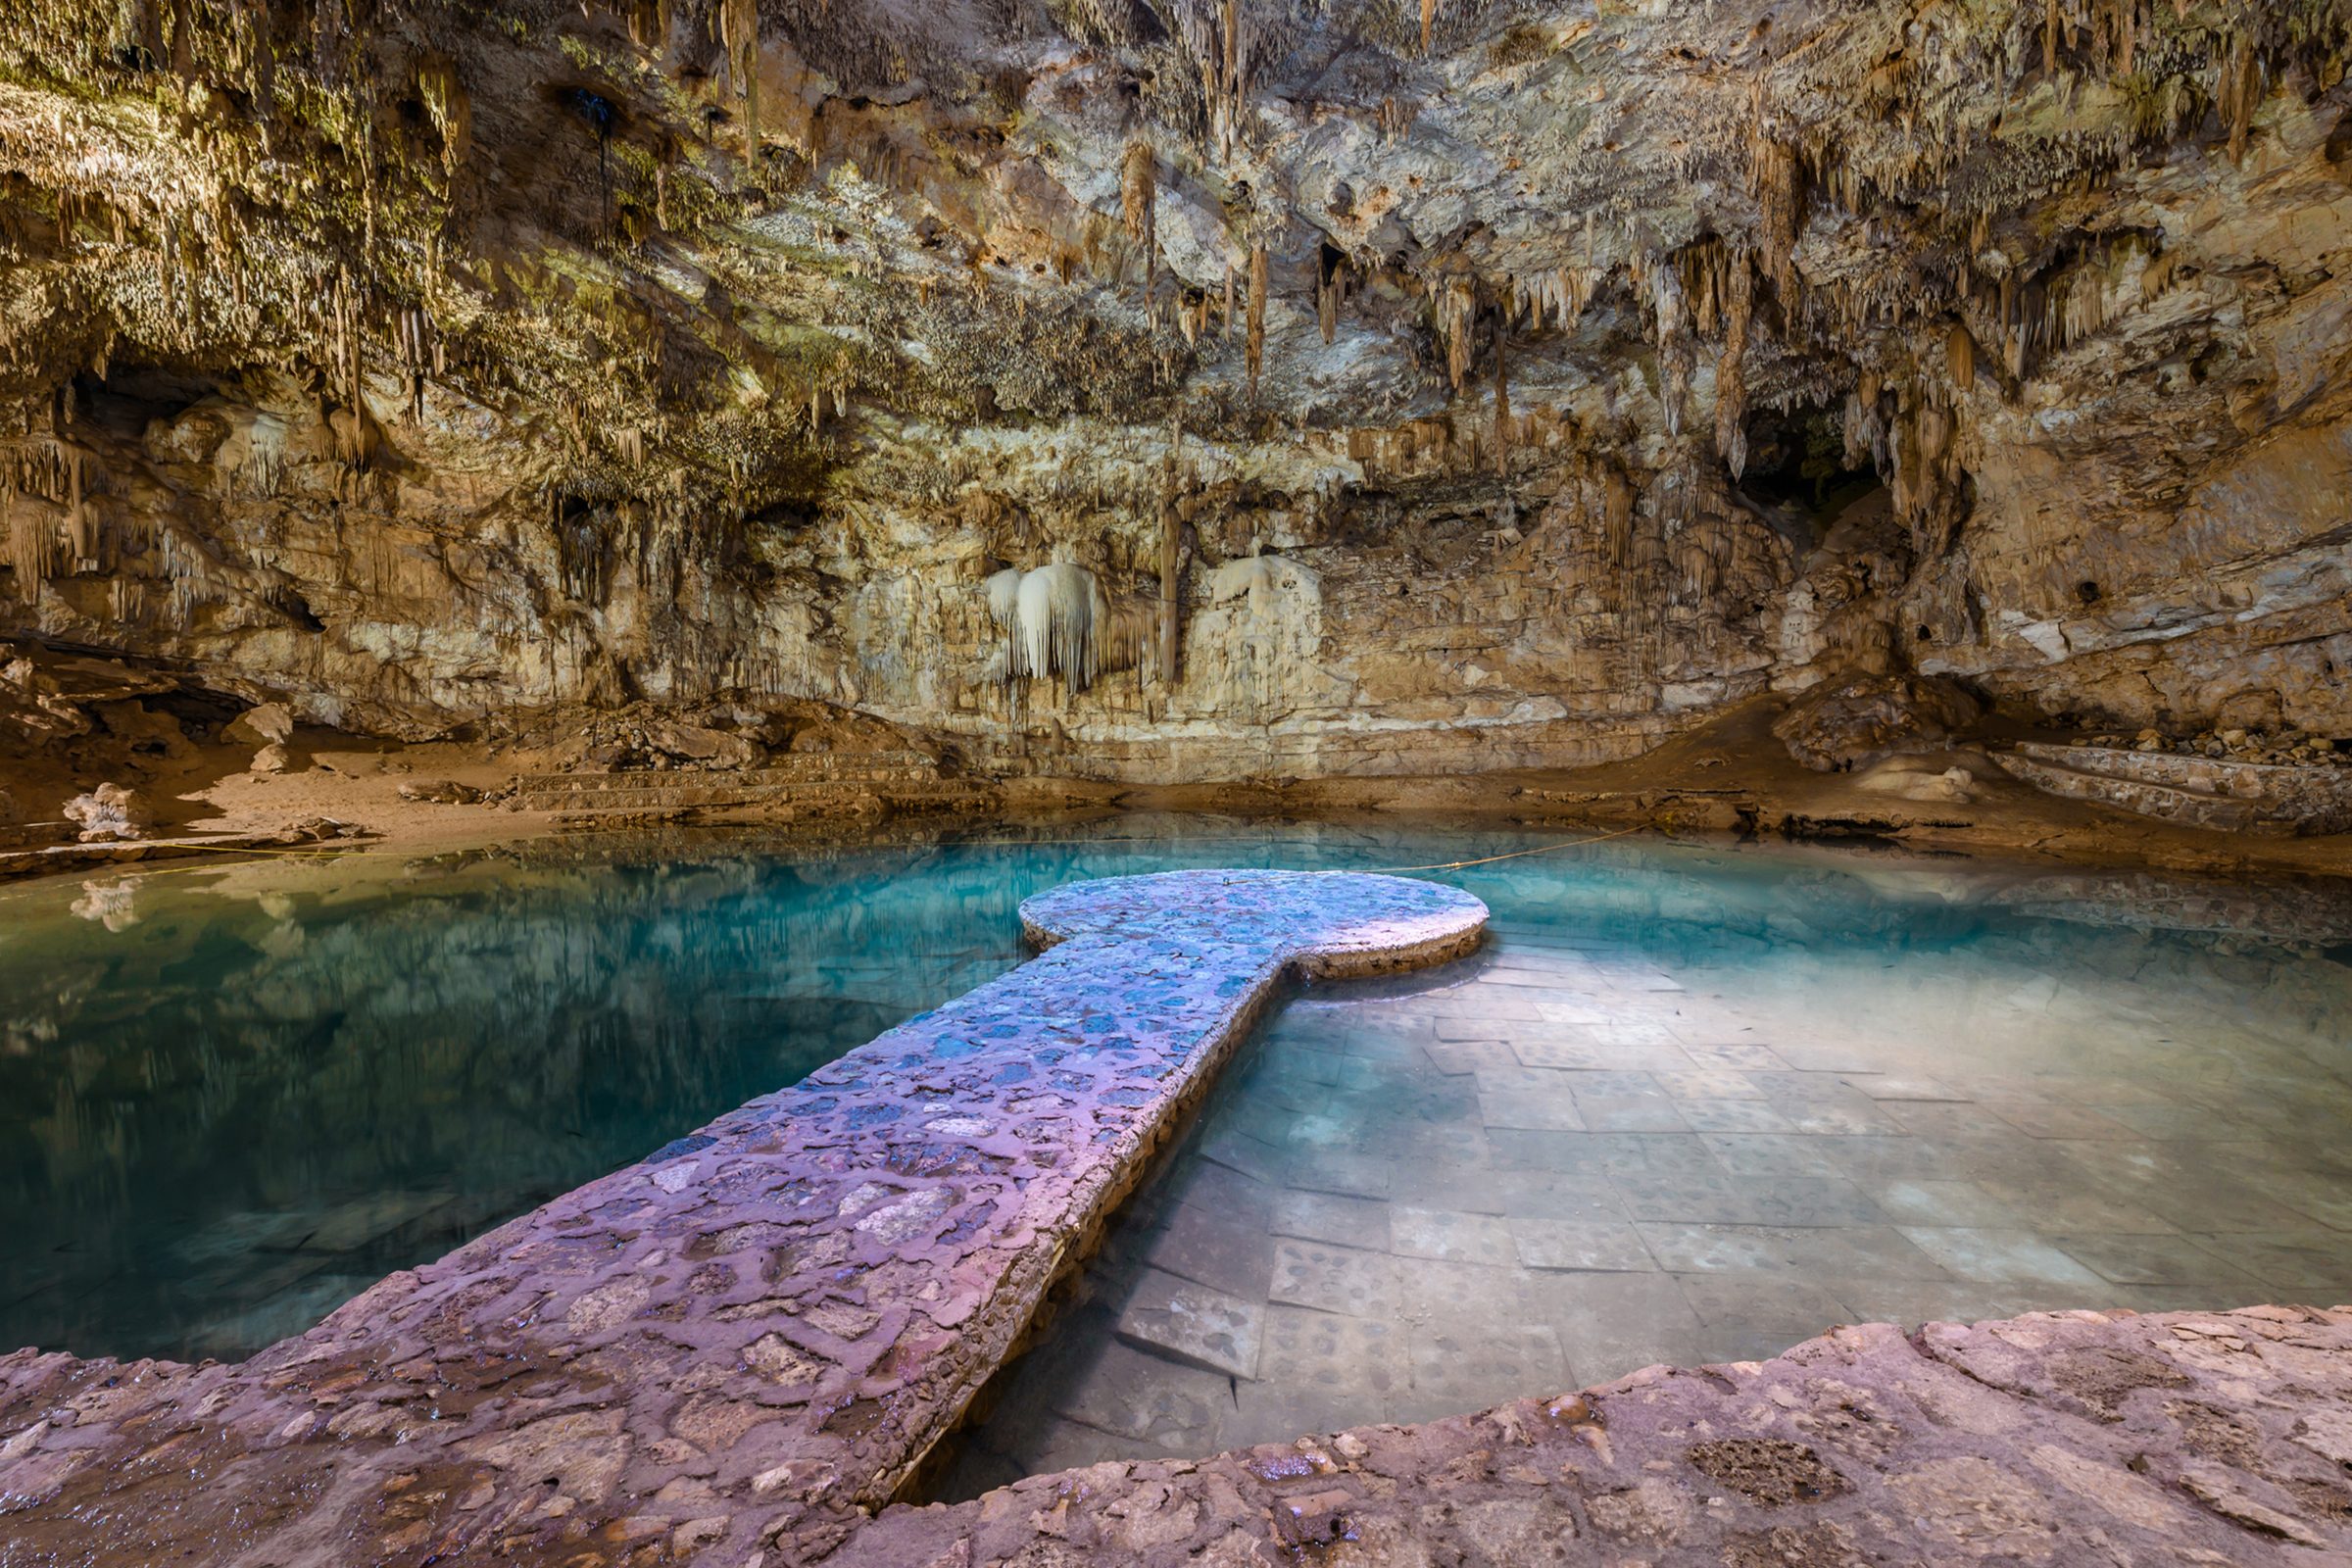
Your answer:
984;562;1162;694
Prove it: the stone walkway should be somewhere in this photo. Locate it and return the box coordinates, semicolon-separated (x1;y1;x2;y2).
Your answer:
0;870;1487;1565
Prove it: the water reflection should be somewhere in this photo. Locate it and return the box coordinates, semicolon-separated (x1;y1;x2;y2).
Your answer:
1;847;1035;1360
2;819;2348;1368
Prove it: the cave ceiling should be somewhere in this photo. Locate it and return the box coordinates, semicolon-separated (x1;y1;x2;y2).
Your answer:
0;0;2346;762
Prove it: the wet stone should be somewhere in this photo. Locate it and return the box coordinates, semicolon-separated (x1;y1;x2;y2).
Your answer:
1269;1190;1392;1251
1269;1239;1400;1319
1402;1323;1571;1421
1115;1267;1266;1380
1511;1219;1654;1273
1390;1207;1519;1268
1143;1202;1278;1300
1256;1305;1409;1403
1051;1338;1231;1448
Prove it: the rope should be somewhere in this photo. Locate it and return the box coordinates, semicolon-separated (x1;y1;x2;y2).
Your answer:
1354;822;1650;875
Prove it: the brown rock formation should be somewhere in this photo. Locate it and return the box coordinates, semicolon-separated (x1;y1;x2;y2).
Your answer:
0;4;2341;785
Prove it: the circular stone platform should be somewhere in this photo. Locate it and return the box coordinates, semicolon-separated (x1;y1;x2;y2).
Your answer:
1018;868;1490;976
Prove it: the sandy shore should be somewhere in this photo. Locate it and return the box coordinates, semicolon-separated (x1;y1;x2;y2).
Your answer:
9;694;2351;887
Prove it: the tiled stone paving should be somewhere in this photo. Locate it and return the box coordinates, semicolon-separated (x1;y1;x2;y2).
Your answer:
0;871;1487;1566
941;909;2352;1492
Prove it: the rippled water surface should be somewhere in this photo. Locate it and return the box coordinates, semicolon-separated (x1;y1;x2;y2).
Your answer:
3;823;2349;1416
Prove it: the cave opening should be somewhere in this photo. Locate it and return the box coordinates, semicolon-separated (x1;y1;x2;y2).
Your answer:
1736;400;1880;518
69;364;224;441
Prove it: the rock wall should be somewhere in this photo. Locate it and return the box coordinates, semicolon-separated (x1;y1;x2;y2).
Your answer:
0;2;2346;781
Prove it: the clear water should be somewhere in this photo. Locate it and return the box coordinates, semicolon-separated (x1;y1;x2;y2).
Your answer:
931;833;2352;1496
2;828;2348;1436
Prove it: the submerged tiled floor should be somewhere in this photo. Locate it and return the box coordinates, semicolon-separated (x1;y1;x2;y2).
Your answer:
940;907;2352;1494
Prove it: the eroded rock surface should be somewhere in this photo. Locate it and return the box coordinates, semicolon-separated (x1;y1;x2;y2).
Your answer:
858;1306;2352;1566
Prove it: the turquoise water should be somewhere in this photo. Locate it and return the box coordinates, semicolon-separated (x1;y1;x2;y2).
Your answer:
2;821;2349;1377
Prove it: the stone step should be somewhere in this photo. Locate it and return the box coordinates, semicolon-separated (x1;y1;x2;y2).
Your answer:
1990;751;2276;834
2012;740;2352;805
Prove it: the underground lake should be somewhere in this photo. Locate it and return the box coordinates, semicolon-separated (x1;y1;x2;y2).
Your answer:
4;818;2349;1510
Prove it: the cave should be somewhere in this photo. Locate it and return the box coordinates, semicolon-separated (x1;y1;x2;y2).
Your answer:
1736;399;1880;517
3;3;2351;1564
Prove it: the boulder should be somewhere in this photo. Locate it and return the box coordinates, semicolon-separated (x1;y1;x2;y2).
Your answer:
638;718;763;770
1853;756;1977;804
63;783;153;842
251;743;291;775
398;779;485;805
224;702;295;748
1774;673;1984;772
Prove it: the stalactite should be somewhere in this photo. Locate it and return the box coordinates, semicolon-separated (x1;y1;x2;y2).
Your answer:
1160;410;1183;685
1647;263;1690;438
417;55;469;180
628;0;670;50
1521;266;1597;332
1315;245;1347;346
1247;244;1268;391
64;445;93;564
1163;0;1256;161
1121;140;1156;289
1097;595;1160;682
1842;388;1872;469
985;564;1023;688
1601;466;1635;574
719;0;760;147
325;266;364;415
4;482;58;598
396;307;440;421
1946;321;1976;391
1436;275;1477;391
1491;317;1511;475
1713;258;1753;479
1747;128;1806;302
1014;562;1097;690
2218;29;2260;164
1421;0;1437;54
